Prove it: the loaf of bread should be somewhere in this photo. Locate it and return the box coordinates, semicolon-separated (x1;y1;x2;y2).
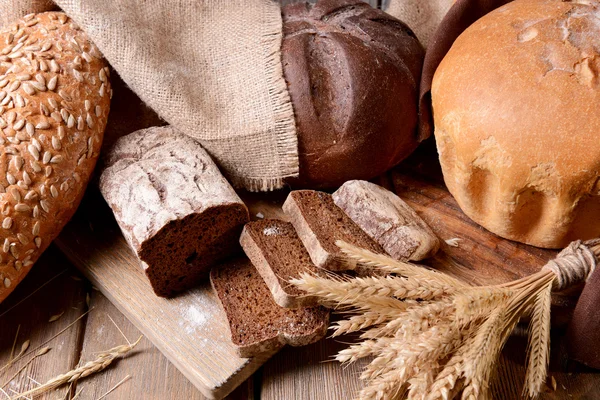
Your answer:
0;12;110;303
282;0;425;188
240;219;321;308
210;257;329;358
100;126;249;297
333;180;440;261
432;0;600;248
283;190;386;271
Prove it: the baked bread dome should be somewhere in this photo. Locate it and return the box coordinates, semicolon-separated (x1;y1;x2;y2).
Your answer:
432;0;600;248
282;0;425;189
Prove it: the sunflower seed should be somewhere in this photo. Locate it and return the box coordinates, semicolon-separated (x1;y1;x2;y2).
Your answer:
39;59;48;71
60;108;69;122
50;154;63;164
45;166;52;177
14;203;29;212
15;261;23;270
20;82;34;96
50;111;61;122
40;199;49;212
13;156;22;170
5;111;14;124
42;151;51;164
48;98;58;110
47;75;57;91
2;239;9;253
0;79;8;88
49;185;58;198
24;19;38;27
72;69;83;82
2;217;12;229
50;60;59;73
60;181;69;191
3;277;10;288
0;91;5;102
32;204;39;218
39;103;49;116
13;119;24;130
8;80;20;92
36;120;50;129
16;74;30;81
14;94;25;107
5;33;13;45
41;42;52;52
17;233;28;245
57;126;65;140
34;237;41;248
0;118;5;129
31;137;41;151
10;188;20;202
31;221;40;236
67;114;75;128
27;144;39;160
31;81;45;91
30;160;41;172
99;83;105;97
22;171;31;185
24;190;36;201
6;172;15;185
10;244;19;259
25;122;34;136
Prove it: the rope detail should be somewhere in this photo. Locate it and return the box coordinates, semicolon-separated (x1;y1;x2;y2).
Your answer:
542;239;600;291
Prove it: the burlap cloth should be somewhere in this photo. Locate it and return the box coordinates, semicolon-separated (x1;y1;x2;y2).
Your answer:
1;0;299;192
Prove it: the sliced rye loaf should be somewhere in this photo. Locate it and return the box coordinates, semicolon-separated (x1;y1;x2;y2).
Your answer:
282;190;386;271
210;257;329;358
240;219;321;308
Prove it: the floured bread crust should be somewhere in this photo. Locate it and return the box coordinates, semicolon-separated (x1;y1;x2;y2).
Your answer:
432;0;600;248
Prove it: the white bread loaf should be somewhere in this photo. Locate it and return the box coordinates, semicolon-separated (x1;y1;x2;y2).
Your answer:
0;12;110;303
432;0;600;249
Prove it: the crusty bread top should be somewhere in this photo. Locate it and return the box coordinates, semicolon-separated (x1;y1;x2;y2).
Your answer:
0;12;110;302
432;0;600;248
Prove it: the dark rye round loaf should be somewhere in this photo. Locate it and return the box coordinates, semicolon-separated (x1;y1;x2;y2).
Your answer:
282;0;425;189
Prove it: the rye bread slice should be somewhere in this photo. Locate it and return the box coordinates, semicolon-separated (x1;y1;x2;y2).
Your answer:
210;257;329;358
240;219;322;308
282;190;386;271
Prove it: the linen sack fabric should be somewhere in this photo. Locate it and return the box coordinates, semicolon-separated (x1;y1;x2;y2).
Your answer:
0;0;56;28
46;0;298;192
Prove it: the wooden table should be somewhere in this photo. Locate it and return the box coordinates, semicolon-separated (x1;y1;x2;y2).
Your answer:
0;244;599;400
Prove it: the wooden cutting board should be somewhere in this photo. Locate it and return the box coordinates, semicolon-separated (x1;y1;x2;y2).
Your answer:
53;146;565;400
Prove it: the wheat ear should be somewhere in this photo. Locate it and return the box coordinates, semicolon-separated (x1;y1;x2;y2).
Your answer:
336;240;467;288
524;281;552;398
12;337;141;399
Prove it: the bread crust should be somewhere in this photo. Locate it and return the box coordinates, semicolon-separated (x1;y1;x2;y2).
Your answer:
282;0;424;188
0;12;110;303
432;0;600;248
100;126;249;297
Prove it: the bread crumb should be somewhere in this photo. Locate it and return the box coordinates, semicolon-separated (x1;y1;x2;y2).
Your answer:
445;238;461;247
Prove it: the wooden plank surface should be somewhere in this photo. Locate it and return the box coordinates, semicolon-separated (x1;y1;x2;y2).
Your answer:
75;290;254;400
0;246;87;400
54;189;271;400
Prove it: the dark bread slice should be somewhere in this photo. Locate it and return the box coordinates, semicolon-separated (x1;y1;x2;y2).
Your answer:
240;219;322;308
100;126;249;297
282;190;386;271
210;257;329;358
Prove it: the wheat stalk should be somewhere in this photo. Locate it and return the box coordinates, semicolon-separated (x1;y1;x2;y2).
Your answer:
524;282;552;398
12;337;141;399
290;239;600;400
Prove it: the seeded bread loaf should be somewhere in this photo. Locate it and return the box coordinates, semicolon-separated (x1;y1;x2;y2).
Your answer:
100;126;249;297
0;12;111;303
333;180;440;261
210;257;329;358
432;0;600;248
282;190;386;271
282;0;425;188
240;219;321;308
